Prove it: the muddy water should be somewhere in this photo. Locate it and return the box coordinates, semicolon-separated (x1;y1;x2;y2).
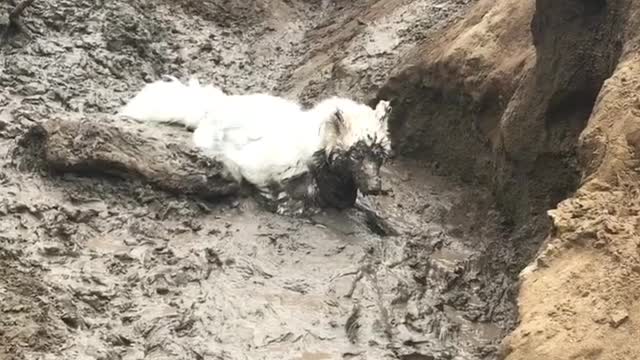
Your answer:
0;0;524;359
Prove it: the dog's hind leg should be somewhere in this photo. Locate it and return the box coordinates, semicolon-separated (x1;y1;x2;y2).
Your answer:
253;177;319;217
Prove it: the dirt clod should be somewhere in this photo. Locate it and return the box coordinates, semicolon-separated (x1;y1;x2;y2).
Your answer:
609;309;629;329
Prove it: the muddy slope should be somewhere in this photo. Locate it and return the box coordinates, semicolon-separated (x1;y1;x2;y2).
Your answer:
0;1;534;360
376;0;640;359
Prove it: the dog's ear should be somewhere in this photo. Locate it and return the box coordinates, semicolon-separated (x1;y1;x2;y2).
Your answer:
375;100;392;123
321;109;345;154
161;75;180;83
331;109;346;136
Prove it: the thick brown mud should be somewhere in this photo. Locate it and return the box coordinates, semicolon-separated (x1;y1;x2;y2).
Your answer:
0;1;528;359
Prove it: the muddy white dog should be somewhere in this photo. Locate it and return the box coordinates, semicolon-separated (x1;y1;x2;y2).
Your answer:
119;76;393;215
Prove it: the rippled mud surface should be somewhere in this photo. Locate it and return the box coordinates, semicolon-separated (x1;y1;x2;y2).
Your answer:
0;0;526;359
1;156;516;359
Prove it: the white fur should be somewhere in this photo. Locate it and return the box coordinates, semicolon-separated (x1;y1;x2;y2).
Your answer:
120;76;225;129
313;97;392;153
192;93;318;186
118;76;392;191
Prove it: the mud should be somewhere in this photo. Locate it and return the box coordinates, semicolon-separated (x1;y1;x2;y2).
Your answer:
1;156;518;359
0;1;530;359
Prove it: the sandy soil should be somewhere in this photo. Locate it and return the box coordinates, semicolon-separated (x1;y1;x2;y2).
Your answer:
0;1;529;360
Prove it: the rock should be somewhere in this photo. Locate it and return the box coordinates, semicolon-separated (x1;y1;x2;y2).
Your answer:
39;242;66;256
609;309;629;329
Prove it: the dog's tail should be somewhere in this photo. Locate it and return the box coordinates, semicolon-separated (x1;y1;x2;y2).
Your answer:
118;75;225;130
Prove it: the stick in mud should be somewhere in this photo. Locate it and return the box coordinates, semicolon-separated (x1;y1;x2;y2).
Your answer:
355;198;400;236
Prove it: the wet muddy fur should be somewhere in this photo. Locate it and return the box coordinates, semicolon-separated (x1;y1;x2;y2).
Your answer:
251;135;393;216
251;149;359;216
312;149;359;210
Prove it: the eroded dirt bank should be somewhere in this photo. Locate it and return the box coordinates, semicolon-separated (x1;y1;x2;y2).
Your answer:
377;0;640;359
0;1;527;359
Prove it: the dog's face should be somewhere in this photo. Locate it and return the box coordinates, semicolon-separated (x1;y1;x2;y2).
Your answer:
326;100;393;195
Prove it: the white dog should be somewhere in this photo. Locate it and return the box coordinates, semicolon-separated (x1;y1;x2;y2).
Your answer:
119;76;393;215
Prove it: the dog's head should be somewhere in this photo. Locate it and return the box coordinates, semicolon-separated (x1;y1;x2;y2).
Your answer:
323;99;393;195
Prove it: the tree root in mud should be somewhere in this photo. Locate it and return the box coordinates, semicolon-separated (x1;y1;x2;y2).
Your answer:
355;199;400;237
12;117;241;199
